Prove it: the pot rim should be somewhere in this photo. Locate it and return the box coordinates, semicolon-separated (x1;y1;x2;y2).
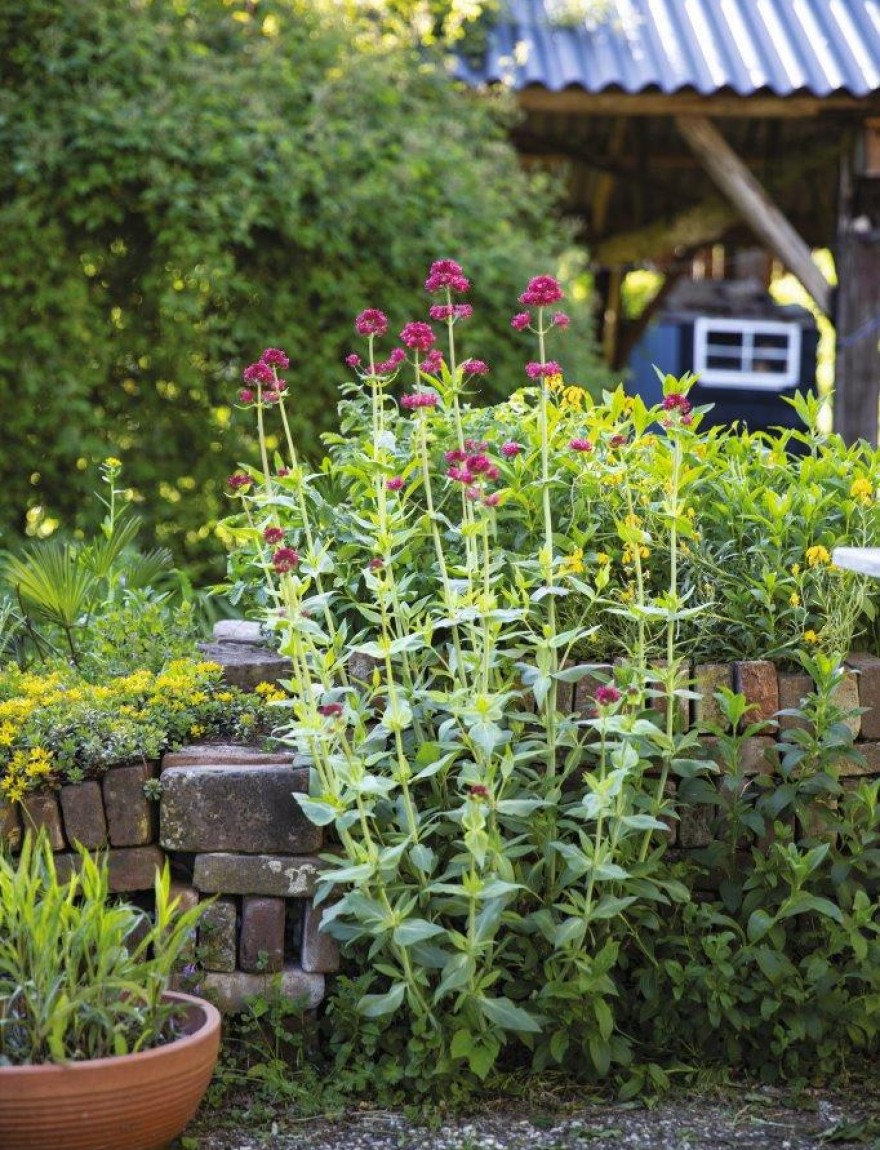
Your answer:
0;990;221;1075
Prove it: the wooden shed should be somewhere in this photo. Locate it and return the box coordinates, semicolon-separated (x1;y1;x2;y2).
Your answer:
458;0;880;442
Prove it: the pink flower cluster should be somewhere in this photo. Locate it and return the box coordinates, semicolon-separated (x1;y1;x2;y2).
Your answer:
661;392;693;427
519;275;564;307
386;476;405;492
272;547;300;574
525;361;562;379
227;472;252;491
400;392;439;410
355;309;389;337
461;358;489;377
569;438;594;453
400;322;436;352
374;347;406;375
239;347;290;406
425;259;470;294
445;441;503;507
501;441;524;458
594;685;621;707
263;526;285;544
429;303;472;322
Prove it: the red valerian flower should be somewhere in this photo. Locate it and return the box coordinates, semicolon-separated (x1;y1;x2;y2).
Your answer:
465;439;488;452
501;441;524;458
552;311;570;328
345;353;362;368
400;322;436;351
318;702;345;718
425;259;470;294
468;783;491;799
595;685;622;706
461;359;489;376
609;434;627;448
420;348;445;374
519;275;564;307
400;392;438;410
355;309;388;337
260;348;290;369
511;312;531;331
263;527;284;544
242;362;275;386
429;303;473;322
525;361;562;379
483;491;501;507
444;449;467;464
272;547;300;573
369;557;384;571
373;348;406;374
569;438;594;453
227;472;252;491
238;388;255;405
662;393;692;414
386;476;405;491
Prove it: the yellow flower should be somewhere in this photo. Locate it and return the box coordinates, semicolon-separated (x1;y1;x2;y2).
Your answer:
805;545;831;568
559;548;585;576
545;373;564;392
791;563;800;577
618;585;635;603
255;681;285;701
189;723;206;739
560;386;588;410
804;629;819;644
595;552;611;566
850;477;873;504
789;593;801;608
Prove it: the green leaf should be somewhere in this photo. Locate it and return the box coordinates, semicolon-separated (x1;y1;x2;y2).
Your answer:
478;996;542;1033
392;918;446;947
358;981;406;1018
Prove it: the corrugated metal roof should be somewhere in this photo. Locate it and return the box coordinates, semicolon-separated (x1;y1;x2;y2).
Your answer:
458;0;880;98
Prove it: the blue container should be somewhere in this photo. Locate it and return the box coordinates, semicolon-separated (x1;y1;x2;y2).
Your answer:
627;281;820;432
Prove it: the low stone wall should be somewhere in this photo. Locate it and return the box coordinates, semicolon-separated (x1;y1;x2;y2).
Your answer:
3;623;880;1014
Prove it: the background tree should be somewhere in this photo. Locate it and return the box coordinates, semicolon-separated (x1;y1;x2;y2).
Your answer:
0;0;605;580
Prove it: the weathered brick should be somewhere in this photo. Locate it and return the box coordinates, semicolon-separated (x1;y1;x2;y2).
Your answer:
198;641;292;692
103;761;157;847
733;660;779;725
193;853;323;898
0;800;22;852
846;653;880;738
240;897;286;973
21;793;66;850
54;845;165;892
201;964;325;1014
160;764;318;854
198;897;239;973
777;671;814;733
161;744;299;770
59;781;107;849
347;651;380;685
300;901;341;973
692;663;733;730
831;669;861;739
678;800;716;848
832;740;880;778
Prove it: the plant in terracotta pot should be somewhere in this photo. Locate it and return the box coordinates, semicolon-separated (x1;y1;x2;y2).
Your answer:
0;830;220;1150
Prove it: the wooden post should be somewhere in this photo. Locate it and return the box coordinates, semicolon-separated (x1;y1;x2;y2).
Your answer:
834;153;880;445
676;116;833;317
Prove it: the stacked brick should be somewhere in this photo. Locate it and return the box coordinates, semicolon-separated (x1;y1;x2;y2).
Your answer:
159;743;338;1012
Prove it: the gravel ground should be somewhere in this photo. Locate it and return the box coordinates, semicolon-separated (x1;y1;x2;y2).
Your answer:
175;1085;880;1150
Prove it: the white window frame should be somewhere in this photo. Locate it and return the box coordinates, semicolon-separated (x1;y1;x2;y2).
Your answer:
693;316;802;390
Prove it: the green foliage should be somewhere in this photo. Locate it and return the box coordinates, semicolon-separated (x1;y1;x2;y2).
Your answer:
0;830;206;1065
0;0;605;582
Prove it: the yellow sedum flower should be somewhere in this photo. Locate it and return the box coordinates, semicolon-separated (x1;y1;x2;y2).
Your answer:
850;477;873;504
804;629;819;644
789;593;801;608
805;545;831;568
559;548;585;576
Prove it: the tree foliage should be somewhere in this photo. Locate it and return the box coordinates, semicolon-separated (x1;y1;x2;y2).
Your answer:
0;0;604;579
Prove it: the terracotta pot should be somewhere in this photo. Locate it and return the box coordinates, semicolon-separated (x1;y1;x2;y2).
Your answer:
0;991;221;1150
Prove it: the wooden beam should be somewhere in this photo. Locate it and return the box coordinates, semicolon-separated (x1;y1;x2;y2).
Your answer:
675;115;833;315
517;89;880;119
591;119;628;234
593;140;841;265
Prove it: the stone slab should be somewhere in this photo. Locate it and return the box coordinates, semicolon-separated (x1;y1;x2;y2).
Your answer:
103;762;156;847
831;669;861;739
162;744;298;769
198;897;238;973
847;653;880;738
300;900;341;973
201;964;325;1015
160;764;318;854
54;846;165;893
833;740;880;777
240;897;286;973
193;853;323;897
213;620;266;645
21;793;66;850
692;663;733;730
733;661;779;726
777;671;814;733
1;799;22;852
198;641;292;692
59;781;108;849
